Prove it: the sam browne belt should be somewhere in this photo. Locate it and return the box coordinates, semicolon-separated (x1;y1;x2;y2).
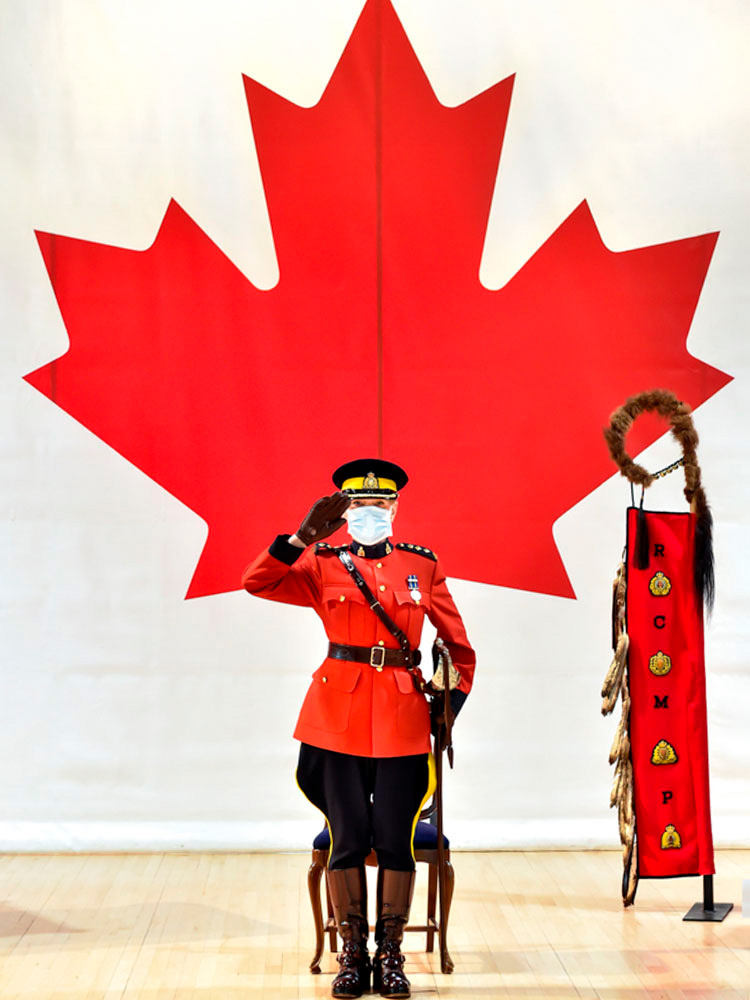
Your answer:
327;642;414;668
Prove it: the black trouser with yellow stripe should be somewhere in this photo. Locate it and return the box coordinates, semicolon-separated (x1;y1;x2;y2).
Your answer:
297;743;435;870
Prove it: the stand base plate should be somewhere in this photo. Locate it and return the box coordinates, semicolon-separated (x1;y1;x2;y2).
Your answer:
683;901;733;922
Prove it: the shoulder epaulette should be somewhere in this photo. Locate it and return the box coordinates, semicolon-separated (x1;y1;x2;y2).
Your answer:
315;542;347;555
396;542;437;561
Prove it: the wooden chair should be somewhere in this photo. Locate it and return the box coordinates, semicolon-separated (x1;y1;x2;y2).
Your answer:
307;798;455;975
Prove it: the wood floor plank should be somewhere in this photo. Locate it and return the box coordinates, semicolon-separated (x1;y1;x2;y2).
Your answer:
0;850;747;998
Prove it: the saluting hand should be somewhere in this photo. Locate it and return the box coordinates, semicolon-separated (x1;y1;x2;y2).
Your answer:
295;492;351;545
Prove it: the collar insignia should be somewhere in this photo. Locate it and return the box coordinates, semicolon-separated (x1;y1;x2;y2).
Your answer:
349;539;392;560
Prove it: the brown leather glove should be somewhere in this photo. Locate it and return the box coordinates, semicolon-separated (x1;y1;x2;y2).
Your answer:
296;492;351;545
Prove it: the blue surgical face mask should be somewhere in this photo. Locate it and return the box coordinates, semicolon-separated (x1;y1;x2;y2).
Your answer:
346;505;393;545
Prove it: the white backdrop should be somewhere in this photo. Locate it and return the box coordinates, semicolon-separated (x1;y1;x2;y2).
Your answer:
2;0;748;851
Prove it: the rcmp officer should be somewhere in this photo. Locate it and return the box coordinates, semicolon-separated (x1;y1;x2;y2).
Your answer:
242;459;475;999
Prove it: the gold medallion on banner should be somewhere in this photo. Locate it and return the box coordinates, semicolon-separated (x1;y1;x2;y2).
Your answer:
649;571;672;597
649;651;672;676
660;824;682;850
651;740;678;765
363;472;379;489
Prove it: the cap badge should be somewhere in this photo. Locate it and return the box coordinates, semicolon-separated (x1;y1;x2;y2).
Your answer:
407;574;421;604
649;651;672;676
363;472;379;489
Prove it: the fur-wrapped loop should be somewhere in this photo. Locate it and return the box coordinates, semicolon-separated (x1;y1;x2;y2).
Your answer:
603;388;714;615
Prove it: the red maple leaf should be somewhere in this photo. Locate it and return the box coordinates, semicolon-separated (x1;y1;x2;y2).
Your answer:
25;0;731;599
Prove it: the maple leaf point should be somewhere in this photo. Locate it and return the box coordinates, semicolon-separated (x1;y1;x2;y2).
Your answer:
24;0;731;599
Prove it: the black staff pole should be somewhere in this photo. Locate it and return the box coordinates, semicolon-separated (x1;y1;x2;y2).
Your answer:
683;874;733;921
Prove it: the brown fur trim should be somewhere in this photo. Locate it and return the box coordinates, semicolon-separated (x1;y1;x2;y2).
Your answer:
604;388;714;614
603;389;700;496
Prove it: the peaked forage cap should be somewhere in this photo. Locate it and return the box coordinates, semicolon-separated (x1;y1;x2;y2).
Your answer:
332;458;408;496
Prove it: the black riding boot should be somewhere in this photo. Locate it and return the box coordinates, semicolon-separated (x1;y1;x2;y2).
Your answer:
373;868;415;999
327;866;370;999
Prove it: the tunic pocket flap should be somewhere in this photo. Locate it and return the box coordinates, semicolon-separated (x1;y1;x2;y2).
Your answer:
393;669;417;695
313;661;362;693
322;584;366;606
394;589;430;610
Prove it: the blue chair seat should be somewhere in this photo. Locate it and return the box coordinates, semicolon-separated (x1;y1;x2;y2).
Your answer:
313;821;449;851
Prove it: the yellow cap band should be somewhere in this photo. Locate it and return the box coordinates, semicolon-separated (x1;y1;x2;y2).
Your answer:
342;476;398;492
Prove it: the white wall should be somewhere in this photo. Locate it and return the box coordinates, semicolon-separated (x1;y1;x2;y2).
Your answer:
1;0;748;850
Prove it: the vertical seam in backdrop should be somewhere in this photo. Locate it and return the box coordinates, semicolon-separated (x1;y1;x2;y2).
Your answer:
375;0;383;457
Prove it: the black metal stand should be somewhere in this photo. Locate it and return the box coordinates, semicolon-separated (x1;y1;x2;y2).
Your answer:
683;875;733;922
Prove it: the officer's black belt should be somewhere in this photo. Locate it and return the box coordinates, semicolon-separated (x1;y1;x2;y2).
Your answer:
327;642;414;668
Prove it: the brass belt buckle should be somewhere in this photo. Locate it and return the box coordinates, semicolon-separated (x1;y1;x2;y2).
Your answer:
369;646;386;669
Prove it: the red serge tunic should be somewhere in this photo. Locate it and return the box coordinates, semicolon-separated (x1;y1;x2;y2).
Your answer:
241;535;476;758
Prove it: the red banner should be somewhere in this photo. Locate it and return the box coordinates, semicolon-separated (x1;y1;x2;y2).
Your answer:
626;507;714;878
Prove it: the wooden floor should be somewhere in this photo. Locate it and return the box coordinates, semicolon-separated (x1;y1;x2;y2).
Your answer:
0;850;747;999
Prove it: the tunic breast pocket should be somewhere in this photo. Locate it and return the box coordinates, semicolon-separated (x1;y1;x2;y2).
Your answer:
320;584;366;637
300;660;362;734
393;590;430;611
392;669;430;740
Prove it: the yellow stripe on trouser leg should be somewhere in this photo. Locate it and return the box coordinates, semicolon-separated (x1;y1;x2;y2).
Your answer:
296;768;335;870
410;752;437;861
